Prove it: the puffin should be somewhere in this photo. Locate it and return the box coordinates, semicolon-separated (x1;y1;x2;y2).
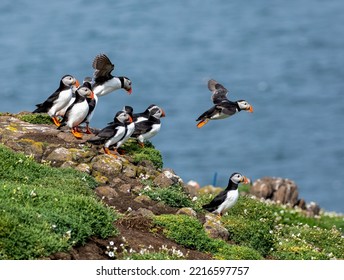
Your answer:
33;74;79;126
133;104;160;123
79;54;133;130
196;79;253;128
57;83;94;139
109;106;136;151
78;77;96;134
107;104;159;124
196;99;253;128
202;172;249;216
87;110;133;157
131;106;165;147
92;53;132;97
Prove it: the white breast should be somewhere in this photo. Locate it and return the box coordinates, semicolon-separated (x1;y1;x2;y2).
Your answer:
93;78;121;97
104;126;126;148
49;88;72;116
66;101;89;128
215;189;239;215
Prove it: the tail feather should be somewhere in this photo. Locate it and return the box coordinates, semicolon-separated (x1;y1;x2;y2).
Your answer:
87;137;105;145
32;104;46;113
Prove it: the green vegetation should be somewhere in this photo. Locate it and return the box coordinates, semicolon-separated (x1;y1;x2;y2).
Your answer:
221;195;344;259
0;145;117;259
142;183;193;208
121;139;163;169
17;113;53;125
151;187;344;260
153;214;263;260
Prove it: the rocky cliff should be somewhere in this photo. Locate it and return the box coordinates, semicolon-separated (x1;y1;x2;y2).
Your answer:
0;112;343;260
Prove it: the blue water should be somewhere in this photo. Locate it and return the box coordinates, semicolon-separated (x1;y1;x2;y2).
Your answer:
0;0;343;213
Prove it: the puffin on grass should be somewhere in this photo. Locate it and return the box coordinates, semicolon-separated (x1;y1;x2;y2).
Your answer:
33;75;79;126
196;79;253;128
87;110;133;157
202;172;249;216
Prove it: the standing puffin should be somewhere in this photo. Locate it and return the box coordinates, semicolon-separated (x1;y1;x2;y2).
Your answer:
131;106;165;147
87;110;133;157
133;104;160;123
196;79;253;128
202;172;249;216
108;104;159;124
58;83;94;139
33;75;79;126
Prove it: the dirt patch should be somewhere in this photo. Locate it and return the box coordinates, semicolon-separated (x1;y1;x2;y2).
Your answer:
50;216;212;260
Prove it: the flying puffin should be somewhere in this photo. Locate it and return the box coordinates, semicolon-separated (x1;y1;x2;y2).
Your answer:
79;54;132;130
87;110;133;157
33;75;79;126
92;53;132;97
131;106;165;147
58;83;94;139
196;99;253;128
202;172;249;216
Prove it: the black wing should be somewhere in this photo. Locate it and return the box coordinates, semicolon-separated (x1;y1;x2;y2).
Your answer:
92;54;115;84
196;105;220;121
131;120;155;137
208;79;229;104
202;190;228;212
33;90;61;113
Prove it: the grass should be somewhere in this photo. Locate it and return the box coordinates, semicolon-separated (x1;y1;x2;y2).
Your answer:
0;145;117;259
153;214;263;260
17;113;53;125
220;195;344;259
142;182;193;208
121;139;163;169
154;185;344;260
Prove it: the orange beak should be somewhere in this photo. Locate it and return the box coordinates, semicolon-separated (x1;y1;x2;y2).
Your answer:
126;88;132;95
161;109;166;117
128;115;133;123
248;106;253;113
90;91;95;99
74;80;80;87
242;176;250;184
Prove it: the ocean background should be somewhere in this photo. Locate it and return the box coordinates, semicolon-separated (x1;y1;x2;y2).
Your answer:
0;0;343;213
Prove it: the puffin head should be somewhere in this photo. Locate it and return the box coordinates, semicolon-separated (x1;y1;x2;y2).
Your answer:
230;172;250;185
237;100;253;113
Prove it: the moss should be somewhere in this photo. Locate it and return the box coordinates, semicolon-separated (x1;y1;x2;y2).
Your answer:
18;113;53;125
153;214;263;260
143;184;193;208
0;144;117;260
121;139;163;169
214;244;263;260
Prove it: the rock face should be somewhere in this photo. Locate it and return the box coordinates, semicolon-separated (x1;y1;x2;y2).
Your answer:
0;113;154;188
203;214;229;241
250;177;299;206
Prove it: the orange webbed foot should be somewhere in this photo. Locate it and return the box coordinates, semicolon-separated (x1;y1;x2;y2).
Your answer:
196;119;208;128
71;128;83;139
103;147;118;158
52;117;61;127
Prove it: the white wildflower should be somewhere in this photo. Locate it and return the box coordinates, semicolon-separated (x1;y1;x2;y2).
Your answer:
109;241;114;246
